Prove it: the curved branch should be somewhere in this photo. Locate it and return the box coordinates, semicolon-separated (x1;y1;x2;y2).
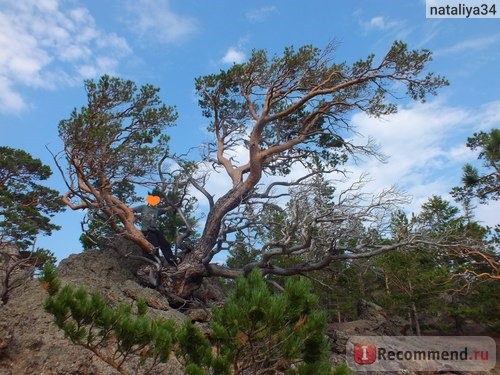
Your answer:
205;263;243;279
189;176;214;209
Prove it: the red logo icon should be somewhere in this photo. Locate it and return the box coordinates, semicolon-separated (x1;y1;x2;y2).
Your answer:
353;342;377;364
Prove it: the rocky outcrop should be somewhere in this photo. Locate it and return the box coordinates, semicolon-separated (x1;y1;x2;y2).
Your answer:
0;243;188;375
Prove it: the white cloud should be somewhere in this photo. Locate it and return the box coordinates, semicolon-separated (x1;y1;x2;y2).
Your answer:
472;100;500;130
436;33;500;56
221;47;246;64
475;204;499;228
358;14;411;41
0;76;26;112
364;15;404;31
245;6;277;22
447;144;474;162
0;0;131;114
124;0;198;44
368;16;386;29
350;102;468;182
346;100;499;224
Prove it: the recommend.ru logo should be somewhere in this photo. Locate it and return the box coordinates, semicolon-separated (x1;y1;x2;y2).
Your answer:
347;336;496;372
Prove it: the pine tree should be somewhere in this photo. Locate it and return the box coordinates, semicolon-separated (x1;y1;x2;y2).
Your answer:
210;269;335;374
452;128;499;204
0;146;64;249
42;263;179;375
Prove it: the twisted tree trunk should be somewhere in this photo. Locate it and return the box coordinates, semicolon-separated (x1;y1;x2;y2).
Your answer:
164;184;253;298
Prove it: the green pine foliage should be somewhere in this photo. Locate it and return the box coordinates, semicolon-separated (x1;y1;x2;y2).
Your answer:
41;265;351;375
210;269;334;374
177;320;231;375
0;146;64;249
452;128;499;204
310;195;499;332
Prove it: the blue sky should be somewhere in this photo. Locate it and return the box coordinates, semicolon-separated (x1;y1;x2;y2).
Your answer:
1;0;499;262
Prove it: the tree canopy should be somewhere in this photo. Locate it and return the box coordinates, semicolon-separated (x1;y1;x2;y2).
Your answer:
0;146;64;249
55;75;178;253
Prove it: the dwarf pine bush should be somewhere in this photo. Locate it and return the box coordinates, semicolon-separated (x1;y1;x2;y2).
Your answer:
210;269;336;374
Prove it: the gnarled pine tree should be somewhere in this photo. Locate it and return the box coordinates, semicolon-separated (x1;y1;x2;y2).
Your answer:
56;41;448;299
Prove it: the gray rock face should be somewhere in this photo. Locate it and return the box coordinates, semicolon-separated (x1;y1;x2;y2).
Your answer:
0;243;187;374
328;300;416;375
328;299;411;355
357;298;386;321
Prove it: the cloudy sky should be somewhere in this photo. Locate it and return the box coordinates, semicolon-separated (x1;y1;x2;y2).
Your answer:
1;0;498;261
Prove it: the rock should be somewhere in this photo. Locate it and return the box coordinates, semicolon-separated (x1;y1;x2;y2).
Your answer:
357;299;387;321
192;277;227;304
0;278;112;375
329;329;351;354
0;329;12;359
328;300;410;355
0;240;187;374
328;320;376;353
187;308;212;322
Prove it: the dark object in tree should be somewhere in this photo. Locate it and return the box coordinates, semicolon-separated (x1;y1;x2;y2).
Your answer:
143;228;175;263
0;146;64;249
133;201;177;266
55;42;448;300
42;264;347;374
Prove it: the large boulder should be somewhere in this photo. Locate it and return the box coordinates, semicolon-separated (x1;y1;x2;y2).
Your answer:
0;242;187;374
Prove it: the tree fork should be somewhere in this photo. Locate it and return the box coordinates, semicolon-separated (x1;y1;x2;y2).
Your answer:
167;183;257;298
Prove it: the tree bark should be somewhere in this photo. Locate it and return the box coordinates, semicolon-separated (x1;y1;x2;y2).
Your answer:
165;185;251;298
408;279;421;336
163;255;206;299
411;302;421;336
164;162;262;297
